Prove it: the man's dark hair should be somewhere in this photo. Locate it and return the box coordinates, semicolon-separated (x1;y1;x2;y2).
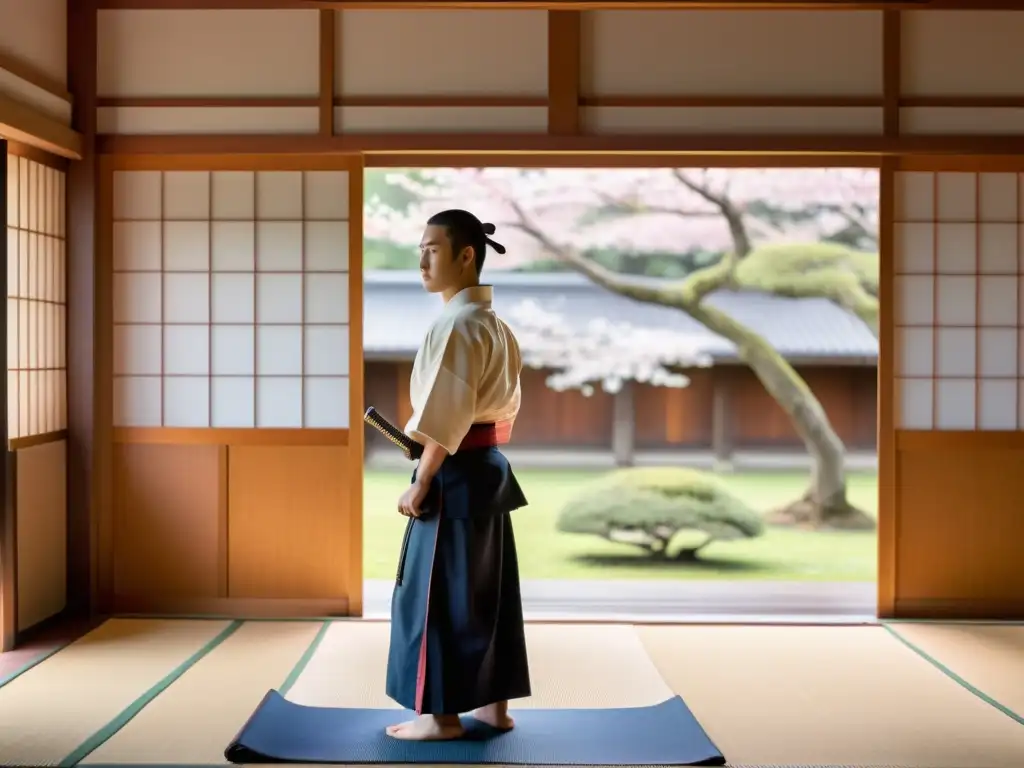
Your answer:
427;209;506;277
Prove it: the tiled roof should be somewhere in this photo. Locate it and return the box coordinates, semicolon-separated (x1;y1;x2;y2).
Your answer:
363;270;878;363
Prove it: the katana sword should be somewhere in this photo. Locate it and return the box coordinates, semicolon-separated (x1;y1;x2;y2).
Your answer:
363;406;423;461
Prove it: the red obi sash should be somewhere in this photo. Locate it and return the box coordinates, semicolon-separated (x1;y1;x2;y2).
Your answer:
457;420;513;451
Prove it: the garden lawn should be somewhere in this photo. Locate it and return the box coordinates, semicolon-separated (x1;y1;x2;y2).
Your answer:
363;469;878;582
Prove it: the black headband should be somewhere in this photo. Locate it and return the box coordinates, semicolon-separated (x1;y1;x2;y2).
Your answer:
482;222;506;255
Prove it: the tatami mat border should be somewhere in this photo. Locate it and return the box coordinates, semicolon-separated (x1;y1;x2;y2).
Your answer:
58;621;243;767
881;623;1024;727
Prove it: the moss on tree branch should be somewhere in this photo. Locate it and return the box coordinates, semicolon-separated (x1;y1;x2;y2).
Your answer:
733;242;879;337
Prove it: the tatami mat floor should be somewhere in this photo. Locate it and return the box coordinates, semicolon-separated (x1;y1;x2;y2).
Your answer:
0;618;1020;768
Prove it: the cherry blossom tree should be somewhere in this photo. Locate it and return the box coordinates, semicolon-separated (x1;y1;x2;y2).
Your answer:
366;167;879;531
505;298;714;395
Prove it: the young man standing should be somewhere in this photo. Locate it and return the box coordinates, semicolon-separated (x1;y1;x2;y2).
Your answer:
384;209;531;741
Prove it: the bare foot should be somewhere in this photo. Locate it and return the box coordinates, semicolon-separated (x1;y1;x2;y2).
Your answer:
386;714;465;741
471;701;515;731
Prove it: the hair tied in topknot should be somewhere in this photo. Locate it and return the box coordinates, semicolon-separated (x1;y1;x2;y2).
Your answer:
482;221;506;255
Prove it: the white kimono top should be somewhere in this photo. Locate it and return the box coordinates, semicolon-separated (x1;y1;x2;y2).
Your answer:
404;285;522;455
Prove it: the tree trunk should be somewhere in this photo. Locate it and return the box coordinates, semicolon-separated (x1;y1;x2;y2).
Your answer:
682;296;875;531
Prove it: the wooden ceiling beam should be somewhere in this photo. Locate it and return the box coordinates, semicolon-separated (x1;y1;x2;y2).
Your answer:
95;131;1024;156
0;92;83;159
90;1;1024;12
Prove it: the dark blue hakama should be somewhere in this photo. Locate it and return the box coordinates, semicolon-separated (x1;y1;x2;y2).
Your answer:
385;445;531;715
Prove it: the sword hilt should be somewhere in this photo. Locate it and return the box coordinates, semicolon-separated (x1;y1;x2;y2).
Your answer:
364;406;423;461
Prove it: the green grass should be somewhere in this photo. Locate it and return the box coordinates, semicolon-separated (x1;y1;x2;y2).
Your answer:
363;469;878;582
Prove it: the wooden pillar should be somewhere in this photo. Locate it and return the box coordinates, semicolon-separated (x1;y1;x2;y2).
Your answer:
0;143;15;651
877;8;901;619
547;11;581;136
66;0;99;617
319;9;336;136
711;374;733;471
612;382;635;467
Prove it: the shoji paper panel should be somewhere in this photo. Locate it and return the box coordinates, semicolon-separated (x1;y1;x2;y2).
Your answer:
5;152;67;440
111;170;351;429
895;172;1022;430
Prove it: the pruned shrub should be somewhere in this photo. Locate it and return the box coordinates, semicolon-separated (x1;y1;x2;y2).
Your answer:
556;467;765;559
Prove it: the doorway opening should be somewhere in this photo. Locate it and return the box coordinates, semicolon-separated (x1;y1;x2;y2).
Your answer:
361;166;879;622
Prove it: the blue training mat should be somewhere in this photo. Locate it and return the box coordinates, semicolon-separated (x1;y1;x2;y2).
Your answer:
224;690;726;765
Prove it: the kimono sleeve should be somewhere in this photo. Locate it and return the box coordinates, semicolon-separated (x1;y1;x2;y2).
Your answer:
405;321;483;455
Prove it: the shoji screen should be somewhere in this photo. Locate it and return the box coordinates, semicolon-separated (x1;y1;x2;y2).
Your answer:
4;144;68;637
895;172;1021;430
105;160;362;617
892;167;1024;619
111;170;351;430
6;152;67;442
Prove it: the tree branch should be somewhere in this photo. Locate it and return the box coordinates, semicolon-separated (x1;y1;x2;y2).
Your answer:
503;197;728;306
836;206;879;247
765;280;879;337
732;243;879;337
592;189;720;220
671;169;752;257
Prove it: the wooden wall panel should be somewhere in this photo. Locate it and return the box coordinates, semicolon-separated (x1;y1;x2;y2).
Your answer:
900;12;1024;96
97;108;319;136
395;361;413;429
0;0;66;89
334;10;547;134
15;440;66;632
333;107;548;135
363;361;399;453
227;445;350;600
511;367;614;447
899;109;1024;136
112;442;221;601
96;9;320;135
900;12;1024;136
634;372;715;449
582;11;883;97
97;10;319;98
580;10;884;136
726;367;878;450
337;11;547;98
809;368;877;450
852;367;880;449
0;0;70;126
895;437;1024;618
